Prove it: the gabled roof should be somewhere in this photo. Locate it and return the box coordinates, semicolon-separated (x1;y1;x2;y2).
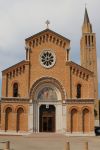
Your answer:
66;61;93;75
25;29;70;42
2;60;29;74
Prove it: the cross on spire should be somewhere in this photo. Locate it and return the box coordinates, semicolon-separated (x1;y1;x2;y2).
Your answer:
45;20;50;29
85;3;87;8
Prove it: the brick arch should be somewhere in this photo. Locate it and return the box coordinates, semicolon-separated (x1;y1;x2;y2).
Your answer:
70;108;79;133
15;105;26;113
75;81;82;87
69;106;80;113
30;77;66;100
81;106;91;112
3;105;14;113
11;80;20;87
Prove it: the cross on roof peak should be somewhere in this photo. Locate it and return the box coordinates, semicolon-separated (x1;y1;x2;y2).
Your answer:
45;20;50;29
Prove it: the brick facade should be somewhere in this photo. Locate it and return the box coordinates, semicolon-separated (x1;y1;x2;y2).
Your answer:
0;9;98;135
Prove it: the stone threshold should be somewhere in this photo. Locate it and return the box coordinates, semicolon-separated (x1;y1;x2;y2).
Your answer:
0;131;95;137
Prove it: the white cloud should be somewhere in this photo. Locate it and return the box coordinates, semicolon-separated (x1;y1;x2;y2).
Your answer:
0;0;100;95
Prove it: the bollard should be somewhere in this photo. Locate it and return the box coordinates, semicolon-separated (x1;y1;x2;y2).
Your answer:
85;142;88;150
65;142;70;150
4;141;10;150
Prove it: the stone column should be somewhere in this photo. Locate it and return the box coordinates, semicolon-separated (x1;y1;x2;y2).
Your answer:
36;102;38;132
62;105;67;132
33;101;38;132
67;110;71;133
56;104;62;133
28;103;33;132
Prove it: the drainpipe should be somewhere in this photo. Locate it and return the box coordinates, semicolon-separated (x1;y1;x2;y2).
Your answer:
70;67;72;98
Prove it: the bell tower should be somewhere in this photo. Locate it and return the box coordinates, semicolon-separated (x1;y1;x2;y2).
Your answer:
80;8;99;124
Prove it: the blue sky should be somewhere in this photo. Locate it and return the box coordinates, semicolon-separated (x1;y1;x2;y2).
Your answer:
0;0;100;97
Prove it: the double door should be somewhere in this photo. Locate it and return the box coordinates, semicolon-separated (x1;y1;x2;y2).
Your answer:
39;105;55;132
41;113;55;132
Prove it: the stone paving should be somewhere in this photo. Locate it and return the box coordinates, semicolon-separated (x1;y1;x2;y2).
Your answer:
0;133;100;150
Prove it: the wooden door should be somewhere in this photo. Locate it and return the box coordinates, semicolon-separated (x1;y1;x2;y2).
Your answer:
39;105;55;132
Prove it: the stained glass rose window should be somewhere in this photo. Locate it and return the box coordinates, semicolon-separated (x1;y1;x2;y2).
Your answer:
40;50;56;68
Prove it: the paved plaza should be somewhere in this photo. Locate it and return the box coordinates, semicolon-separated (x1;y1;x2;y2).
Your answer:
0;133;100;150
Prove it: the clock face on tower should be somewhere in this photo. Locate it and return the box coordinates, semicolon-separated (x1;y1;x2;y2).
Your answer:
40;50;56;68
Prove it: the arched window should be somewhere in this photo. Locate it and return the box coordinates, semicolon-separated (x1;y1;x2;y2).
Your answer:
13;83;18;97
76;84;81;98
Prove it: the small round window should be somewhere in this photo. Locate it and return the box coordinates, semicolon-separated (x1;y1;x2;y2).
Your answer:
40;50;56;68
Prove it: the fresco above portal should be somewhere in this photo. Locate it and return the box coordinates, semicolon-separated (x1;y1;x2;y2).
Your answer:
37;87;57;101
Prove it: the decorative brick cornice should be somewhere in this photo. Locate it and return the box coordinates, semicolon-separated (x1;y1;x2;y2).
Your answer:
66;61;93;75
25;29;70;42
1;97;29;103
63;99;94;104
0;97;95;105
2;60;29;74
2;60;30;80
66;61;93;80
25;29;70;49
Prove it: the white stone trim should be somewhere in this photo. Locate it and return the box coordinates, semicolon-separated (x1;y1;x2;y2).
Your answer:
65;132;95;136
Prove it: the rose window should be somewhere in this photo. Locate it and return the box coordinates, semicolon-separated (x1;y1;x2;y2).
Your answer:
40;50;56;68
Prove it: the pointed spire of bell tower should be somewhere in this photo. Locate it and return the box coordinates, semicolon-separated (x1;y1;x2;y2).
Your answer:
84;7;90;24
80;7;99;124
82;7;92;33
80;7;98;101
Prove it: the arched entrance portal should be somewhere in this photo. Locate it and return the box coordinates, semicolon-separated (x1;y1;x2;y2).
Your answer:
30;77;66;133
39;105;55;132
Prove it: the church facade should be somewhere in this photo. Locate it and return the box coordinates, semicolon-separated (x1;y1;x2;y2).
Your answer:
0;8;98;135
